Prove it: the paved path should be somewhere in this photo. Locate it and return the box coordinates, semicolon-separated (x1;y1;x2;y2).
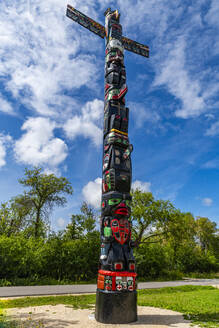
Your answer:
0;279;219;298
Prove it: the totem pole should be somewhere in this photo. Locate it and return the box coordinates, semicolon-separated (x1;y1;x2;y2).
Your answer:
66;5;149;324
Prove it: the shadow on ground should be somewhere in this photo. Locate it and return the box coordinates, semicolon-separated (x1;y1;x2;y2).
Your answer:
2;313;190;327
131;314;188;325
5;312;79;328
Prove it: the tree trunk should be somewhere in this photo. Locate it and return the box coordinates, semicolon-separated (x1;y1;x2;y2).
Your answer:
35;208;41;238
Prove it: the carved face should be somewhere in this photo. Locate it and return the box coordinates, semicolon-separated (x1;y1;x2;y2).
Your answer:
102;192;132;217
105;49;124;63
105;131;129;148
103;146;131;172
108;198;131;216
102;169;131;194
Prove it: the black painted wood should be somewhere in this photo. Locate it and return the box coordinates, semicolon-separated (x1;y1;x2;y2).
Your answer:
95;289;137;323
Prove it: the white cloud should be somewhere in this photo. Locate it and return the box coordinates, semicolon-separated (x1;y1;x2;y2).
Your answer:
0;134;12;168
205;0;219;28
57;217;66;229
82;178;152;208
14;117;68;167
202;198;213;207
0;97;14;115
132;180;151;192
43;167;62;176
130;102;160;128
0;142;6;168
64;99;103;146
205;113;215;120
0;0;101;117
202;158;219;169
115;1;218;122
82;177;101;209
0;0;217;125
205;121;219;137
116;0;179;38
154;38;205;119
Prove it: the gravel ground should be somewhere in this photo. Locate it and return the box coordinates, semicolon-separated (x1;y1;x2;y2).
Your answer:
7;305;199;328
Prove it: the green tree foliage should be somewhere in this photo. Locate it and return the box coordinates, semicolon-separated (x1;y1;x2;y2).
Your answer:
212;235;219;261
131;189;176;247
64;202;96;240
0;178;219;283
0;195;33;236
130;190;219;274
195;217;218;252
18;167;73;238
162;211;197;269
0;235;44;279
40;234;100;281
134;242;173;279
0;234;100;282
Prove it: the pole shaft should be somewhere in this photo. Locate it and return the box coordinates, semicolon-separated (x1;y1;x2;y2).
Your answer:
95;9;137;324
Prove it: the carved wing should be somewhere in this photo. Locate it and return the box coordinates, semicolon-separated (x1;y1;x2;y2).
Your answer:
122;36;149;58
66;5;105;39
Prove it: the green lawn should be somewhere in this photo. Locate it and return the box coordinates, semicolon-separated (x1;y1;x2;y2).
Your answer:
0;286;218;327
138;286;219;328
0;294;95;310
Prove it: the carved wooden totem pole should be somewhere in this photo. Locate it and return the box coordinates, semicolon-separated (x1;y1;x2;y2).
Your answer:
66;5;149;324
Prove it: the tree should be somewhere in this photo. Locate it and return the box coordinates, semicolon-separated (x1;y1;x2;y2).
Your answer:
0;202;14;236
18;167;73;238
195;217;218;253
64;202;96;240
131;189;176;247
0;195;33;237
163;211;196;269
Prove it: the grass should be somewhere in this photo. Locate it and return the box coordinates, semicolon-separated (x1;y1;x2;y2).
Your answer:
0;286;218;327
0;294;95;310
1;272;218;286
0;277;97;287
138;286;219;328
185;272;219;279
0;309;9;328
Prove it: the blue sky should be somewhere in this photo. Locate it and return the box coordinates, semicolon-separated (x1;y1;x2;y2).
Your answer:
0;0;219;230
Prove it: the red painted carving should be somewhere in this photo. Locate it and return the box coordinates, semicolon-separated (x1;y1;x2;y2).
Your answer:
111;218;130;244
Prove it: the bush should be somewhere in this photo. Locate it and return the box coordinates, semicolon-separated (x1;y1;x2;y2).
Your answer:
0;234;218;284
0;234;100;283
134;243;173;279
0;235;44;279
177;245;219;273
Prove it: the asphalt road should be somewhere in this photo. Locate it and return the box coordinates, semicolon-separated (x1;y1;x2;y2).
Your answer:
0;279;219;298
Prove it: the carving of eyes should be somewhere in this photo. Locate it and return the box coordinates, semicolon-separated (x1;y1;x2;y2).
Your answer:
112;220;118;226
108;198;121;205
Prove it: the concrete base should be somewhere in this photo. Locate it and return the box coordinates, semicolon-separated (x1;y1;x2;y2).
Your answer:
95;289;137;324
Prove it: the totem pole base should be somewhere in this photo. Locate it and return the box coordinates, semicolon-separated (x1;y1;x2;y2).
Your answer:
95;289;137;324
